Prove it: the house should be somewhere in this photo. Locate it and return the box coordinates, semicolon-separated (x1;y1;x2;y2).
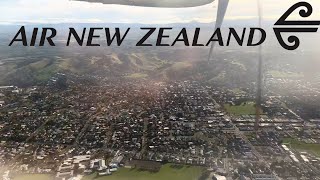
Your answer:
0;101;4;107
109;156;124;168
56;170;74;179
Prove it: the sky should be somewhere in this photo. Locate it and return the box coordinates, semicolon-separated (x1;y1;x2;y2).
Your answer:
0;0;319;24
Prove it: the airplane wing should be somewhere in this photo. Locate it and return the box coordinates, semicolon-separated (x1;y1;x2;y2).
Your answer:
72;0;215;8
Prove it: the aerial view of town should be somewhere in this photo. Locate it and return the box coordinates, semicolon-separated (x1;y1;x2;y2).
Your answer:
1;0;320;180
0;41;320;180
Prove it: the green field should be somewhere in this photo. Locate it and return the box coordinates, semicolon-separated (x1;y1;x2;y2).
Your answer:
224;101;257;116
229;88;246;95
11;164;206;180
283;138;320;157
83;164;206;180
268;70;303;78
125;73;148;79
13;174;52;180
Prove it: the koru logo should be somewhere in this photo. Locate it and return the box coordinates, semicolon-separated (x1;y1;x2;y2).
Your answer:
274;1;320;50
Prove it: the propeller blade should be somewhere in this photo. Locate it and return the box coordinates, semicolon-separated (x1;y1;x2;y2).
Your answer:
208;0;229;61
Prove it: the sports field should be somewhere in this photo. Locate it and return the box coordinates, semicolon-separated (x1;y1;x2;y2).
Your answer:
83;164;206;180
283;138;320;157
224;101;257;116
11;164;206;180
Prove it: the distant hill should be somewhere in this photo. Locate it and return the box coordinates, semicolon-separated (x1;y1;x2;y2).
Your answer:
0;44;255;87
0;22;318;87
